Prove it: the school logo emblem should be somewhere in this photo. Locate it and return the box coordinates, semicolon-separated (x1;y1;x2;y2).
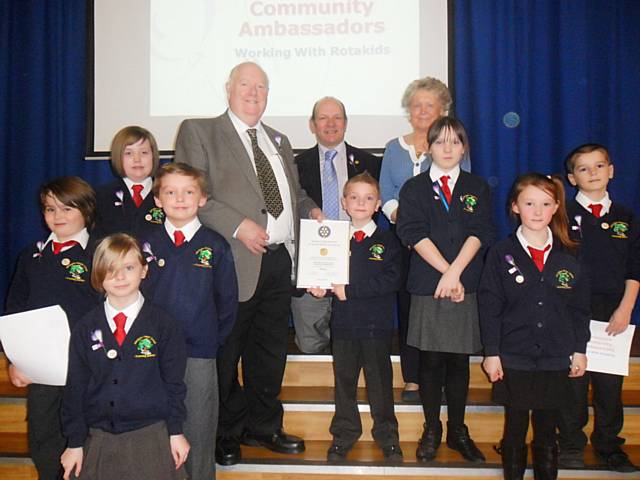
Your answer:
145;207;165;224
369;243;385;261
460;194;478;213
318;225;331;238
610;221;629;239
65;262;88;282
194;247;213;268
555;269;574;289
134;336;157;358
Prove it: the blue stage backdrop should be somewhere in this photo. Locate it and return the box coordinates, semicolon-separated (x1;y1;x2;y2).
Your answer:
2;1;640;322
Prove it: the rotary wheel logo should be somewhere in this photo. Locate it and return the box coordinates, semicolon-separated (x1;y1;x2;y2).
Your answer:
318;225;331;238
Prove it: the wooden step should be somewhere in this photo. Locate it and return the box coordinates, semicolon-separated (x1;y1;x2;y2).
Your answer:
280;354;640;390
3;353;640;395
215;441;640;479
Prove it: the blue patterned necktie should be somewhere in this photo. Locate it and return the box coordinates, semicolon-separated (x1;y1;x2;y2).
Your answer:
322;149;339;219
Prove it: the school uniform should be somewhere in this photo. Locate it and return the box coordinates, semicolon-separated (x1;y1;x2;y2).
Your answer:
142;217;238;480
558;193;640;457
5;230;100;480
62;295;187;480
478;228;591;476
93;177;164;241
329;221;403;449
396;166;494;431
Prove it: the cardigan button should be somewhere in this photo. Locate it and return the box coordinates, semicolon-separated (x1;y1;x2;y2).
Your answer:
261;208;267;214
537;322;543;328
537;301;543;306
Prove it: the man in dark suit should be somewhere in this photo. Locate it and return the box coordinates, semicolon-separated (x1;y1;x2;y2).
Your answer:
293;96;381;353
174;62;323;467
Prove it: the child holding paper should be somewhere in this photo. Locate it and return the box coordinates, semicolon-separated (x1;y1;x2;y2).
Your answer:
557;144;640;472
5;176;100;480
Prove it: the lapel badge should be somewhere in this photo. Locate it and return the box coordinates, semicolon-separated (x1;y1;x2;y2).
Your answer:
114;190;124;207
505;254;525;284
106;349;118;359
61;258;71;267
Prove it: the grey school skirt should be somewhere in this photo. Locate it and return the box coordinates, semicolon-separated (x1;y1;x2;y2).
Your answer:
407;293;482;354
72;422;186;480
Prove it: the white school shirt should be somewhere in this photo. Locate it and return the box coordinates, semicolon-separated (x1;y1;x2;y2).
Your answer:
104;292;145;335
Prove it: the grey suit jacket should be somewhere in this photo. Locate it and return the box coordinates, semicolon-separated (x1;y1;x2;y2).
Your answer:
174;111;317;301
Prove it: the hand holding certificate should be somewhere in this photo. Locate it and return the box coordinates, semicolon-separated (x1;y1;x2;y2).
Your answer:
0;305;70;386
586;320;636;376
296;219;350;289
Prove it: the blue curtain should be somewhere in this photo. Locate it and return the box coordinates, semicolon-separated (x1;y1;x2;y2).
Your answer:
2;1;640;323
1;1;113;310
454;0;640;237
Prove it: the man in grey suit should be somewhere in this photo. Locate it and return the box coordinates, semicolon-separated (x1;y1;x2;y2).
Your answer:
174;62;323;466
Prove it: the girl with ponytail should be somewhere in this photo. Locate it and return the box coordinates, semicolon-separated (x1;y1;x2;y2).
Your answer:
477;172;591;480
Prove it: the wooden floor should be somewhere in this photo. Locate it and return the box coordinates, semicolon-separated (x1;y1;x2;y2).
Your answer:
1;328;639;479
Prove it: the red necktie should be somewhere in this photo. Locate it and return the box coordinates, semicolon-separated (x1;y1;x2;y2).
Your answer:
588;203;603;218
174;230;185;247
113;312;127;346
527;245;551;272
353;230;366;243
131;184;144;208
440;175;452;204
52;240;78;254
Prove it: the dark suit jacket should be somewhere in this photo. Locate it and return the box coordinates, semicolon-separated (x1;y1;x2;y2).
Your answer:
295;143;381;208
173;111;317;301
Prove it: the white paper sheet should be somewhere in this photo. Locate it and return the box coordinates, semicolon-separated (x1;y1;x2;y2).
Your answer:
585;320;635;376
296;219;350;289
0;305;70;386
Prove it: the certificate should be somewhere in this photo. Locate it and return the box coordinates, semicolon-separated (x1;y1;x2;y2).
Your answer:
585;320;635;376
296;219;350;289
0;305;70;386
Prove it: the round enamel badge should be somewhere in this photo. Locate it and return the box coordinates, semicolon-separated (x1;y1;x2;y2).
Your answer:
61;258;71;266
106;349;118;359
515;275;524;284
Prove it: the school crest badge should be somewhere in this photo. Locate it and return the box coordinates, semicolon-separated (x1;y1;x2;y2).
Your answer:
194;247;213;268
610;221;629;239
145;207;165;224
65;262;88;282
369;243;385;261
134;336;157;358
555;269;574;289
460;194;478;213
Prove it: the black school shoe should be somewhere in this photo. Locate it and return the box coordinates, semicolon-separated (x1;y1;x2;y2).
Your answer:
446;423;486;463
597;450;637;473
416;421;442;461
557;447;585;469
326;443;352;461
241;429;305;454
215;437;241;466
382;444;403;462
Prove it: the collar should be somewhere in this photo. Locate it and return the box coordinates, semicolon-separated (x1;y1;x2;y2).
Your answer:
45;228;89;251
575;190;611;216
123;177;153;197
318;142;346;160
228;108;262;132
429;164;461;184
350;219;377;239
104;292;145;333
516;226;553;257
398;135;427;162
164;217;201;242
